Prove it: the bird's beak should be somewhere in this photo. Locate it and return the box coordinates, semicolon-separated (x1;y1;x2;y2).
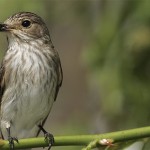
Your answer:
0;24;9;32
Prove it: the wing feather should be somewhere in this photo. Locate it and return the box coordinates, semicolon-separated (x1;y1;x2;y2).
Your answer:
54;59;63;101
0;63;5;105
0;62;6;139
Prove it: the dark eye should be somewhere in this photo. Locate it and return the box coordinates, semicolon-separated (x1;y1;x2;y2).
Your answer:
22;20;31;28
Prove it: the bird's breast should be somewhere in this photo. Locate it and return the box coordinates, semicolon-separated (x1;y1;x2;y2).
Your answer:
1;45;56;138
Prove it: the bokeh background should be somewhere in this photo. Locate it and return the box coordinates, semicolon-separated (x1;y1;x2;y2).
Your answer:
0;0;150;150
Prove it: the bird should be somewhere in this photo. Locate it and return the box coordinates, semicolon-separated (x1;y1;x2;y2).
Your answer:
0;12;63;150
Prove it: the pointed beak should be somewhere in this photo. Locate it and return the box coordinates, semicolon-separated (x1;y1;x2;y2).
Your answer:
0;23;9;32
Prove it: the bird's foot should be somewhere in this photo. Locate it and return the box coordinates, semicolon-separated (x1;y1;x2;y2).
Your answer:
38;125;54;150
6;126;18;150
44;132;54;150
8;136;18;150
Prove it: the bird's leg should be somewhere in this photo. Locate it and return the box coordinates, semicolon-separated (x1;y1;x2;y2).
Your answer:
6;126;18;150
38;125;54;150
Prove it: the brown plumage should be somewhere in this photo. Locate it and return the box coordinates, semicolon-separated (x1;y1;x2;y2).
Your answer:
0;12;63;149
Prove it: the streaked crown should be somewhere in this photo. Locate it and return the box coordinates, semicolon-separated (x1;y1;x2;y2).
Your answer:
1;12;50;40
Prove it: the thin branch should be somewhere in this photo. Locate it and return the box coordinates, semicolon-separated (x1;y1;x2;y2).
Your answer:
0;126;150;149
81;140;98;150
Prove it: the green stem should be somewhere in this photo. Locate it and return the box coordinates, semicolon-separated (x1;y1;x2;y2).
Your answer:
1;126;150;149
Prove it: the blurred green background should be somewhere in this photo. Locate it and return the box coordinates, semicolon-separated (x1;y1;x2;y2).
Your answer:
0;0;150;150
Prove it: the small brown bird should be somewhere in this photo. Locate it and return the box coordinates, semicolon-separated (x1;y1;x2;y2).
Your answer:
0;12;63;150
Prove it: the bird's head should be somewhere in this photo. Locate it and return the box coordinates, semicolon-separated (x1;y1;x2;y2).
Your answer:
0;12;50;42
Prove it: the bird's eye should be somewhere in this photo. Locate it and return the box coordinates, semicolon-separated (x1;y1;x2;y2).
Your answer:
22;20;31;28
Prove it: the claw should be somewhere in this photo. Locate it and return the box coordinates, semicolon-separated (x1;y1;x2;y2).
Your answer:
38;125;54;150
8;136;18;150
44;132;54;150
6;126;19;150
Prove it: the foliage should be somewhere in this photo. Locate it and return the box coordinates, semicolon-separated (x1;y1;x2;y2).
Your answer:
83;0;150;130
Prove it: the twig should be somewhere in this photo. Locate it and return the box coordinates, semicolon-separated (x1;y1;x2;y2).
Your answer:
0;126;150;149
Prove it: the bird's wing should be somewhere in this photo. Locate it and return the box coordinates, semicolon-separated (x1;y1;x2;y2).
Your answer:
0;63;5;105
54;58;63;101
0;62;6;139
